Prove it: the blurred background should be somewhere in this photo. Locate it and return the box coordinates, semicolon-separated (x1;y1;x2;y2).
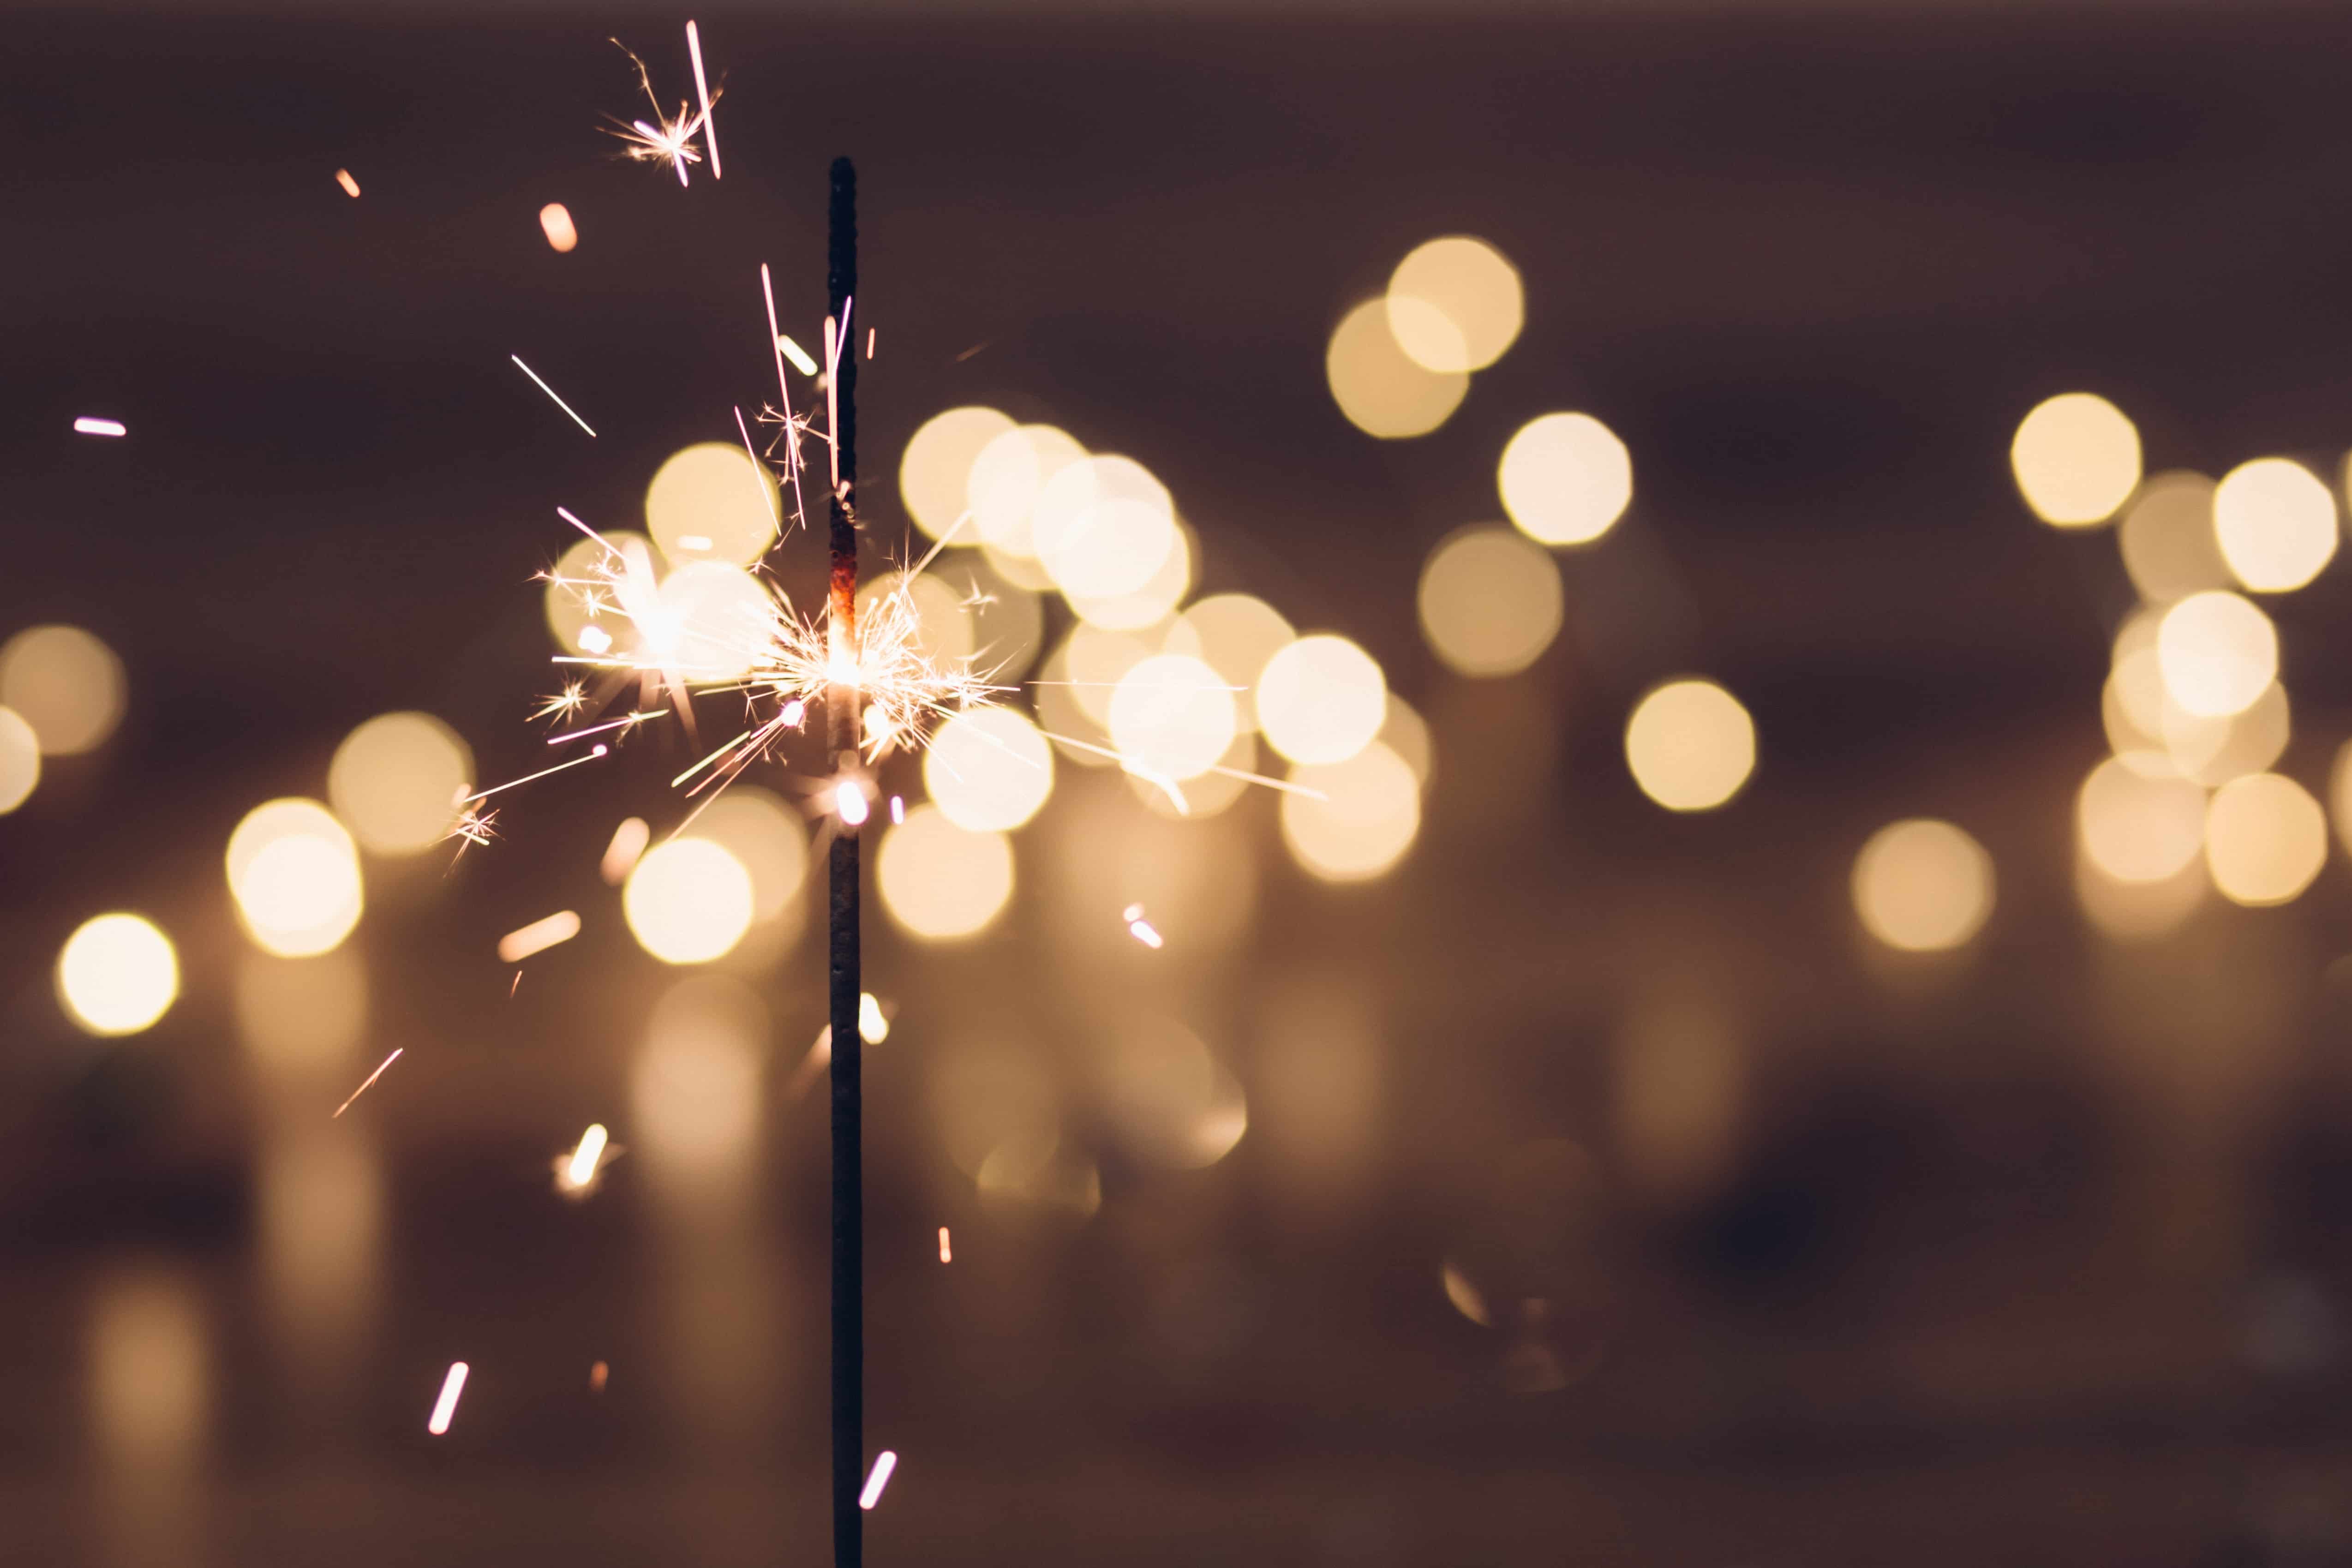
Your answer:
9;2;2352;1563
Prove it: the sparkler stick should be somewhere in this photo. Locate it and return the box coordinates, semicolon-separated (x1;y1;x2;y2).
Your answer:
825;154;865;1568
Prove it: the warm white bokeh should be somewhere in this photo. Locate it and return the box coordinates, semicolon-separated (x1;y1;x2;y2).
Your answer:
227;799;364;958
900;406;1016;542
57;912;179;1036
1325;298;1467;439
690;788;808;928
2213;456;2337;593
543;528;654;655
1258;634;1387;765
0;705;37;813
1623;679;1756;812
1065;515;1192;630
1386;235;1524;372
644;442;778;567
1031;455;1178;602
0;623;126;754
1851;819;1994;952
648;561;771;685
2118;472;2229;604
2076;848;2208;944
1178;594;1294;717
967;424;1085;560
624;838;756;964
877;805;1014;940
1498;412;1632;546
2157;590;2277;718
925;706;1055;832
1109;654;1238;782
2076;757;2204;884
1281;741;1422;882
858;569;976;669
2205;772;2326;907
2009;392;2140;527
1417;525;1563;676
2164;679;2290;787
328;712;473;856
1380;696;1434;791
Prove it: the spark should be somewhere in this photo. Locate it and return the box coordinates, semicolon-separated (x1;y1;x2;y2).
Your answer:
510;354;598;437
777;335;820;377
859;992;890;1044
445;804;500;857
938;1227;952;1263
332;1048;403;1119
889;794;904;825
866;327;876;360
590;1361;609;1393
684;21;721;179
531;682;588;724
1122;903;1164;949
546;709;664;746
73;417;126;437
427;1362;469;1435
497;910;581;963
836;781;870;826
510;971;521;998
461;745;607;804
601;817;651;884
954;341;989;363
564;1123;609;1188
604;40;713;188
859;1451;898;1510
539;203;578;252
334;168;360;198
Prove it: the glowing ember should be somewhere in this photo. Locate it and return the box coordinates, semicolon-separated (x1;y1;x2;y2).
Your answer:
72;417;126;438
331;1048;403;1119
426;1361;469;1435
539;202;578;252
1122;903;1164;949
604;38;717;188
859;1450;898;1510
565;1123;609;1188
334;168;359;197
938;1227;952;1263
497;910;581;963
590;1361;609;1393
510;354;598;437
778;335;820;377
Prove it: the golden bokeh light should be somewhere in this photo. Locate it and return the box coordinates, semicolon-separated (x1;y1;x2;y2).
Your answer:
1131;728;1257;819
1031;455;1178;601
1325;297;1468;439
0;623;126;754
1281;740;1422;882
925;706;1055;832
544;528;653;655
56;912;179;1036
926;554;1043;682
1498;412;1632;546
1623;679;1756;812
2076;848;2207;944
1258;633;1387;766
1034;639;1113;767
1380;695;1434;791
0;705;36;813
327;712;473;856
2118;471;2229;604
877;804;1014;940
1386;235;1524;372
967;424;1085;560
1065;622;1158;731
1851;819;1994;952
900;406;1016;543
2009;391;2140;527
1178;594;1293;717
1417;525;1564;677
227;798;364;958
2157;590;2277;718
2165;679;2289;787
538;201;577;252
690;787;808;927
650;560;771;685
857;569;976;668
1065;514;1193;631
2076;757;2203;883
1108;653;1238;782
644;441;778;567
624;837;756;964
2213;455;2337;593
1098;1017;1248;1170
2205;772;2326;907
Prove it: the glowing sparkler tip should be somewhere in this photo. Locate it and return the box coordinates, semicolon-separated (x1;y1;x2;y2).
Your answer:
427;1361;469;1435
836;782;870;826
859;1450;898;1510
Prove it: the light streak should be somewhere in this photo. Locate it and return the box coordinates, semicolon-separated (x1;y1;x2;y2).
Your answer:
858;1450;898;1510
73;417;126;437
836;781;869;826
732;404;782;534
334;168;360;198
461;745;606;804
332;1048;403;1119
510;354;598;437
684;21;720;179
889;794;904;825
497;910;581;963
938;1227;952;1263
590;1361;609;1393
510;971;521;998
546;710;663;746
777;335;819;377
759;263;813;533
539;203;578;252
601;817;651;883
427;1362;469;1435
1122;903;1164;949
565;1123;609;1188
866;327;875;360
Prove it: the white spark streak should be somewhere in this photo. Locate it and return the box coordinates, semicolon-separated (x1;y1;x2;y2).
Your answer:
777;335;820;377
334;168;360;197
889;794;904;825
73;417;126;437
685;21;720;179
938;1227;952;1263
497;910;581;963
461;745;606;804
859;1450;898;1510
332;1048;403;1119
427;1362;469;1435
510;354;598;437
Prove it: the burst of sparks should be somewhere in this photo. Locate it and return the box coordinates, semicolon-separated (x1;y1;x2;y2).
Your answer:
444;803;501;860
532;681;588;724
604;39;716;188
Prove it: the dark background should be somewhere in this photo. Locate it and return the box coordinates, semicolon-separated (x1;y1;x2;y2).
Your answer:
7;4;2352;1563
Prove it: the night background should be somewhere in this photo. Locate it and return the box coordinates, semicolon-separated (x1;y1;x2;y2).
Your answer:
8;2;2352;1563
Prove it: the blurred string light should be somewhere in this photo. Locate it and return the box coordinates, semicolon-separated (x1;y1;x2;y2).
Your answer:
0;706;37;812
1852;819;1993;952
645;442;777;565
624;837;756;964
1280;741;1421;881
1417;526;1563;676
1499;413;1632;546
968;423;1084;562
1386;236;1524;373
1177;595;1293;718
1622;680;1755;812
1326;298;1466;439
2010;392;2140;527
2213;456;2337;593
2157;590;2277;718
2118;472;2229;604
1380;697;1434;792
877;804;1014;940
689;787;808;933
56;912;179;1036
227;799;364;958
2205;772;2326;907
0;623;126;755
328;712;473;856
1033;455;1178;602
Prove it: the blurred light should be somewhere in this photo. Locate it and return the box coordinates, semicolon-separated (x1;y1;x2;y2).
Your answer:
932;1035;1060;1181
1179;594;1293;718
926;706;1053;832
1099;1017;1247;1169
968;424;1085;560
564;1124;609;1189
1035;640;1112;767
89;1268;207;1466
858;569;975;667
877;804;1014;940
645;442;777;567
624;838;756;963
1258;634;1387;765
254;1123;381;1378
634;975;767;1182
0;705;37;812
328;711;473;856
690;786;808;926
334;168;360;197
1417;525;1563;676
778;335;819;377
74;415;128;437
426;1362;468;1436
0;623;125;754
1386;235;1523;372
1615;992;1743;1200
1131;728;1256;819
2158;591;2276;718
2169;679;2289;787
1032;455;1176;601
227;799;364;957
2118;472;2228;604
1066;513;1192;630
1440;1260;1491;1327
1501;412;1633;547
837;781;870;827
539;201;577;251
234;948;365;1077
497;910;581;963
2332;739;2352;862
859;992;889;1044
545;528;653;654
56;912;178;1036
1109;654;1236;781
1623;679;1755;811
1851;819;1993;952
2010;392;2140;527
2214;456;2337;592
1281;741;1421;881
2076;847;2206;943
1326;297;1466;439
926;554;1043;682
2077;757;2204;882
1254;977;1382;1203
900;406;1015;543
1380;696;1434;791
652;560;770;684
2205;772;2326;907
859;1450;898;1511
601;817;651;884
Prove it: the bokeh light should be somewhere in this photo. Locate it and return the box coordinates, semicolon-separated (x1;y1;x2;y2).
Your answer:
1498;413;1632;546
2213;455;2337;593
651;560;771;685
2166;679;2289;787
227;799;364;958
925;706;1054;832
1386;235;1524;372
1178;594;1293;719
539;201;577;252
968;424;1085;560
624;838;756;964
2076;849;2207;944
690;787;808;927
1380;695;1434;791
1065;514;1193;630
2205;772;2326;907
1098;1017;1248;1170
925;554;1043;682
1108;654;1237;782
1031;455;1177;601
1131;729;1257;819
327;712;473;856
2157;590;2277;718
1623;679;1756;812
56;912;179;1036
1851;819;1994;952
0;623;126;754
1417;525;1563;676
900;406;1015;543
1281;741;1421;881
877;804;1014;940
644;441;778;567
0;705;37;813
544;528;653;655
1325;298;1467;439
2118;471;2229;604
2009;392;2140;527
1258;634;1387;765
2076;757;2204;883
